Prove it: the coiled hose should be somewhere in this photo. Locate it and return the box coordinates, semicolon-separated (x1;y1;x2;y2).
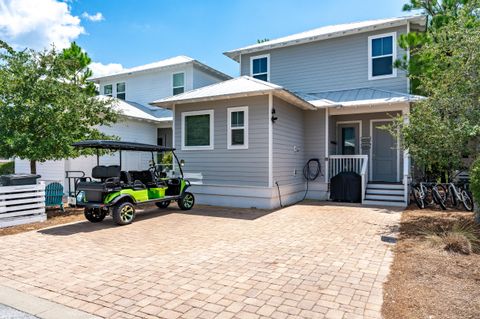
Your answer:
276;158;322;207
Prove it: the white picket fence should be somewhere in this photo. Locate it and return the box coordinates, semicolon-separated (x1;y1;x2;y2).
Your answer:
0;182;46;228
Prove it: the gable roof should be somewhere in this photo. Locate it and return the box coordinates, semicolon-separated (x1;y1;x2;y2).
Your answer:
89;55;231;82
224;15;426;61
150;76;315;110
301;88;424;108
97;96;172;123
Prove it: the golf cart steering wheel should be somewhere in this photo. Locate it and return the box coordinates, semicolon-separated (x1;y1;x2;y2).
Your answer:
148;161;161;179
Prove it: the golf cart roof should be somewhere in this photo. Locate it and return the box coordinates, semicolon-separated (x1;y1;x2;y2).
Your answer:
72;140;175;152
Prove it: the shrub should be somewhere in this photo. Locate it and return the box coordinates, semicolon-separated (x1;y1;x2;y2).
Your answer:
424;220;479;255
470;157;480;222
0;161;14;175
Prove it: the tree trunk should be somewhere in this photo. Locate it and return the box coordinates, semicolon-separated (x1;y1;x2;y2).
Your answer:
30;160;36;174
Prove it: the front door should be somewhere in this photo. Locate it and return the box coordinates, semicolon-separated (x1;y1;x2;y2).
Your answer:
372;121;397;182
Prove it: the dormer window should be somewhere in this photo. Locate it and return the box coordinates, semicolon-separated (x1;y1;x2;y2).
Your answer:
250;54;269;81
116;82;126;100
368;33;396;80
103;84;112;97
173;72;185;95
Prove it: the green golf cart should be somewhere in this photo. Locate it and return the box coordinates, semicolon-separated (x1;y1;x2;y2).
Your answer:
71;140;195;225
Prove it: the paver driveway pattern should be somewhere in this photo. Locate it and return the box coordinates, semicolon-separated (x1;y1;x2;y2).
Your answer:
0;203;400;319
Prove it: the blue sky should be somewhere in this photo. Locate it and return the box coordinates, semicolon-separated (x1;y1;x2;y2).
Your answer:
1;0;410;77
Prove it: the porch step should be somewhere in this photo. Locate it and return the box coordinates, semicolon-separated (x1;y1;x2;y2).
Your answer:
367;183;404;190
364;183;406;207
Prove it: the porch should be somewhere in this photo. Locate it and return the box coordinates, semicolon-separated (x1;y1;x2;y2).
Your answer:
322;103;411;207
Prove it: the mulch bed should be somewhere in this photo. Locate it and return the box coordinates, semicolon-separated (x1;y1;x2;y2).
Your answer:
382;206;480;319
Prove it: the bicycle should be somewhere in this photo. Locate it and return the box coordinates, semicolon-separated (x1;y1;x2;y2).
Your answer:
445;181;474;211
411;181;446;210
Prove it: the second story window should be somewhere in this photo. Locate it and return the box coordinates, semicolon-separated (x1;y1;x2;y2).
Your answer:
104;84;112;97
368;33;396;80
116;82;126;100
250;54;269;81
173;72;185;95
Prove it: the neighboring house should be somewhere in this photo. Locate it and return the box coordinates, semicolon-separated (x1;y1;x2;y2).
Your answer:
15;56;230;191
152;16;427;209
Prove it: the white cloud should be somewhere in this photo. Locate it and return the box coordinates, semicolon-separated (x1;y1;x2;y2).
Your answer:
81;12;104;22
0;0;84;50
89;62;124;78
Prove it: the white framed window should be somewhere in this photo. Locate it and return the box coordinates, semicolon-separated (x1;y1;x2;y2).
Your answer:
116;82;126;100
172;72;185;95
250;54;269;81
181;110;214;150
103;84;112;97
227;106;248;150
368;32;397;80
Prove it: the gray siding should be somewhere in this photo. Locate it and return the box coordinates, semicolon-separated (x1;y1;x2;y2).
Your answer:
192;65;225;89
174;96;269;186
241;26;408;93
304;109;327;163
272;97;305;185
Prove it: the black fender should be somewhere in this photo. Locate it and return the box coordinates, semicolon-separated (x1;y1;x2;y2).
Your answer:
108;194;136;206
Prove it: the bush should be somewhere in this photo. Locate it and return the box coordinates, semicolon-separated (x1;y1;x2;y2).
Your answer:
0;161;14;175
470;158;480;221
424;220;479;255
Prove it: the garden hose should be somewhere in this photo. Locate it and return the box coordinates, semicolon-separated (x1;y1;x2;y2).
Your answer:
276;158;322;208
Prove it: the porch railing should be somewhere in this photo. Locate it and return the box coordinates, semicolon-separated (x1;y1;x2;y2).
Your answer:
327;155;369;203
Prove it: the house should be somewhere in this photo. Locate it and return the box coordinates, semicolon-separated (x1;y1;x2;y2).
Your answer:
151;16;427;209
15;56;230;191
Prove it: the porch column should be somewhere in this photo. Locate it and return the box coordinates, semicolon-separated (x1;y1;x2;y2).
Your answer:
402;106;410;204
325;107;329;183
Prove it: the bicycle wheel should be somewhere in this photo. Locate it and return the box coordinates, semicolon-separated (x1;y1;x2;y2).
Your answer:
447;184;458;207
412;186;425;209
432;185;447;210
461;190;474;212
423;184;435;207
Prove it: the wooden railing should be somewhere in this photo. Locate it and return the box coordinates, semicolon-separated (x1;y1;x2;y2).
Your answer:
327;155;369;203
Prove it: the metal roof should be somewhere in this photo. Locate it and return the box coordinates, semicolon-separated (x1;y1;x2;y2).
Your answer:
151;76;315;110
301;88;424;108
89;56;231;82
97;96;172;122
225;15;426;61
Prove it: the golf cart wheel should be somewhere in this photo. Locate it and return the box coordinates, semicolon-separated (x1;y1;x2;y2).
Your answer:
84;208;106;223
112;202;136;225
155;201;170;209
178;192;195;210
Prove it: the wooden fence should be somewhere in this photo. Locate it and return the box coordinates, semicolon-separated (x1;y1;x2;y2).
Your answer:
0;182;46;228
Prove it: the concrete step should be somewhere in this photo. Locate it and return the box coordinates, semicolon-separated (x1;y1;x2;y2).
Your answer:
366;188;404;196
367;183;404;190
365;194;405;201
363;199;406;207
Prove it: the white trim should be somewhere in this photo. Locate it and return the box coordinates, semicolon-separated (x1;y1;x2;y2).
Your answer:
335;120;362;155
227;106;249;150
325;108;329;183
181;109;214;151
369;119;400;182
172;71;186;95
406;21;411;93
250;54;270;82
368;32;397;81
268;93;273;188
328;102;410;116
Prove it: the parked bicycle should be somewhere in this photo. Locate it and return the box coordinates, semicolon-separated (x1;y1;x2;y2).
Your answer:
444;180;474;211
411;181;446;210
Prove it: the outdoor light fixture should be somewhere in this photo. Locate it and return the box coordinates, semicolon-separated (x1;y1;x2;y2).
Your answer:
180;159;185;167
271;108;278;123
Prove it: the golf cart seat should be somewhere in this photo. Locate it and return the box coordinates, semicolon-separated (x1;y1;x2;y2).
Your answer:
129;170;159;188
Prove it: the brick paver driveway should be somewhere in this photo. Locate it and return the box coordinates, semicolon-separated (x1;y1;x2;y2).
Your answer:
0;203;400;319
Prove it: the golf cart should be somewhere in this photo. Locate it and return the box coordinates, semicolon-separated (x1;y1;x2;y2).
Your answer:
71;140;195;225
